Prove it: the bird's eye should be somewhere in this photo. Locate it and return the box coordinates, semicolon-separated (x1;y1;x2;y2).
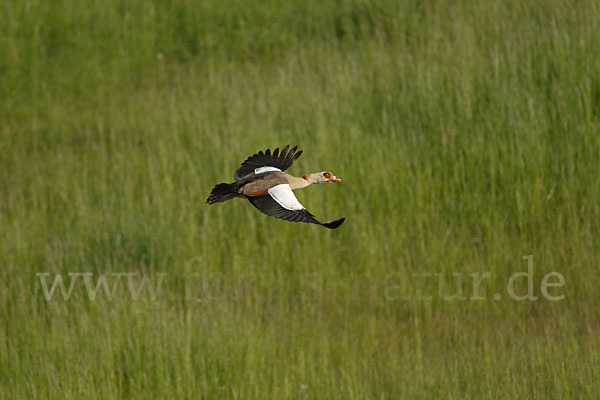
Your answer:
323;172;331;179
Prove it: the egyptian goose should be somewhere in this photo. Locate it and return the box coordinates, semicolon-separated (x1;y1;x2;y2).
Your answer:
206;145;345;229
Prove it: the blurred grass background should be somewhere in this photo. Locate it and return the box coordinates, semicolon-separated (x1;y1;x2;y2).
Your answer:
1;0;600;398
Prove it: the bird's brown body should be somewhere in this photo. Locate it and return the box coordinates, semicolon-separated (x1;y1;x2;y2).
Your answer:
240;172;309;197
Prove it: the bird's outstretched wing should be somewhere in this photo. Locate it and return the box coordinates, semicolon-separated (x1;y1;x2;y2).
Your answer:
247;184;345;229
234;145;302;181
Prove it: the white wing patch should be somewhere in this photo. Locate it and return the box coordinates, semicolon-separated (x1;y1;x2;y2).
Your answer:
254;166;282;174
267;184;305;211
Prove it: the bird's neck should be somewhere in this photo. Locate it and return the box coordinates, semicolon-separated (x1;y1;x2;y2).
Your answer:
286;173;312;190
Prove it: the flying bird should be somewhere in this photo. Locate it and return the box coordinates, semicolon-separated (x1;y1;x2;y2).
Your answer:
206;145;345;229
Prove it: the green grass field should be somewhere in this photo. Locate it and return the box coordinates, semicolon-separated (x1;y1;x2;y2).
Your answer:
1;0;599;398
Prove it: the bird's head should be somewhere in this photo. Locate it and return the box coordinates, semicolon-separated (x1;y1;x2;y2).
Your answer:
304;171;342;184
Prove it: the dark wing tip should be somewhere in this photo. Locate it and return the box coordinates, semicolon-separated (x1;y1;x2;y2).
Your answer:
321;217;345;229
279;145;290;160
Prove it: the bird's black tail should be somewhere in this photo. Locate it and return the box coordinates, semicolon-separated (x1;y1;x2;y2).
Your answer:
206;182;240;204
